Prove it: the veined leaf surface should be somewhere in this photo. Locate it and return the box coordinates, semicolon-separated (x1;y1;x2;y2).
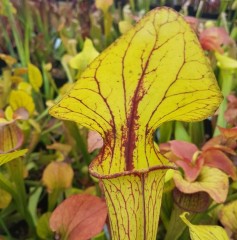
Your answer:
180;212;229;240
219;200;237;234
50;7;222;177
49;194;107;240
50;7;222;240
0;122;24;153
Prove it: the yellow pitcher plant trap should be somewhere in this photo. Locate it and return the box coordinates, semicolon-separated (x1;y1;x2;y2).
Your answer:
49;7;222;240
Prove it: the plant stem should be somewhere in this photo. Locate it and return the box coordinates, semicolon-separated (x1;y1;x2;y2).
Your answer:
42;62;50;99
195;0;204;18
0;218;13;239
36;107;51;121
226;192;237;203
0;20;16;57
129;0;135;11
64;121;91;166
174;121;191;142
41;121;62;136
214;69;233;135
48;189;63;211
160;189;173;230
189;121;204;147
61;57;74;83
7;158;35;234
159;121;173;143
103;10;113;46
164;204;194;240
143;0;151;12
23;0;31;65
3;0;26;65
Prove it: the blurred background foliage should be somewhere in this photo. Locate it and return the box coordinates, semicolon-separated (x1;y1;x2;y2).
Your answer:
0;0;237;239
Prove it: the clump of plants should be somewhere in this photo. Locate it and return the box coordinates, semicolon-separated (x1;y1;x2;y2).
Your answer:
0;0;237;239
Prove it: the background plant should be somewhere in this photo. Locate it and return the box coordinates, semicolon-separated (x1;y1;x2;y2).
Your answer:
0;0;236;239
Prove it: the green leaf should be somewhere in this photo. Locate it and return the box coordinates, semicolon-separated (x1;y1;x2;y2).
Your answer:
0;173;17;199
28;187;43;225
0;149;28;166
159;121;173;143
36;212;54;240
92;231;107;240
174;121;191;142
216;52;237;70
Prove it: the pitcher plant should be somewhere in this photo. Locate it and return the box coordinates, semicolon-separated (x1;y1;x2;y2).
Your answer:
49;7;222;240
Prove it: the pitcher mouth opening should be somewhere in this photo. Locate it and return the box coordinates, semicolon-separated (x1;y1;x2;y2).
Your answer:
89;164;177;179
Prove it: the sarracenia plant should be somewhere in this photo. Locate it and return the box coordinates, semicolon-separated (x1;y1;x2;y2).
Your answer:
50;7;222;240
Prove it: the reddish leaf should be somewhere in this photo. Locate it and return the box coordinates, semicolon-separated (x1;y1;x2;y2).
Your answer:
159;142;178;162
202;127;237;150
0;110;5;118
159;142;171;154
203;149;237;180
49;194;107;240
169;140;198;162
225;109;237;127
227;94;237;106
204;145;236;155
169;141;203;181
219;127;237;149
225;95;237;126
0;122;24;153
184;16;199;33
87;130;104;153
219;126;237;139
13;107;29;120
175;157;204;182
199;27;234;53
201;135;223;151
